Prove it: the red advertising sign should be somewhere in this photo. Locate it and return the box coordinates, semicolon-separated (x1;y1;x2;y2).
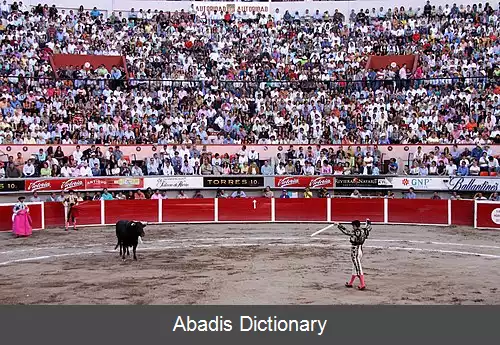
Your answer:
25;178;86;192
24;178;144;192
274;176;335;189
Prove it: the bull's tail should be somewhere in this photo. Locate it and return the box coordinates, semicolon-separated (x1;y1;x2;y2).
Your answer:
114;240;120;250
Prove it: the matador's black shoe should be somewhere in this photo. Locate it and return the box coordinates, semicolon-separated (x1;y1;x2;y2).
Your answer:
345;283;353;288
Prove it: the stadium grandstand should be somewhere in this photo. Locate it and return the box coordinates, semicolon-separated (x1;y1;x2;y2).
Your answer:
0;0;498;186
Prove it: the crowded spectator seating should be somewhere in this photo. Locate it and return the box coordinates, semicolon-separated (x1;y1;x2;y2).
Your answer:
0;1;499;182
1;143;499;179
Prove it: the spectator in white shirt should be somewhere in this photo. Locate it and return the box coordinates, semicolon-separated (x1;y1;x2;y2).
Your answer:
88;154;100;169
478;152;489;171
162;160;175;175
469;161;481;176
276;162;286;175
488;156;499;173
147;158;159;175
211;154;221;167
302;161;315;175
131;163;144;176
231;189;247;198
80;162;93;177
248;149;259;163
180;161;194;175
445;161;457;176
363;152;374;174
72;165;82;177
61;163;72;177
72;145;83;164
1;1;10;16
22;160;35;177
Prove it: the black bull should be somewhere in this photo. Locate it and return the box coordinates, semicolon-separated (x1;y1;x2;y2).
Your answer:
114;220;146;260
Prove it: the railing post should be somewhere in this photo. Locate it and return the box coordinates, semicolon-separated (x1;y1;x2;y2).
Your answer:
271;197;275;222
214;198;219;222
447;199;452;226
158;198;162;223
473;200;477;229
41;202;46;230
384;198;389;224
326;198;331;222
100;199;105;225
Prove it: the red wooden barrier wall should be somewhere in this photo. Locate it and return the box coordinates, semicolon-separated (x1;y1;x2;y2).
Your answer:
0;198;497;232
275;198;327;222
162;199;214;223
331;198;385;223
475;202;500;229
388;199;448;225
104;199;159;225
451;200;475;226
0;203;43;231
218;198;272;222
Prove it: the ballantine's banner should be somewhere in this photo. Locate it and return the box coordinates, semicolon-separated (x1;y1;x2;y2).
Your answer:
144;176;204;189
335;176;393;188
203;176;264;188
446;177;500;192
274;176;335;189
391;177;448;190
25;178;144;192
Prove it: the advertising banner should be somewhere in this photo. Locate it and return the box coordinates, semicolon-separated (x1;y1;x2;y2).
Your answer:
85;177;144;190
192;2;270;14
335;177;392;188
144;176;203;189
391;177;448;190
0;180;25;192
492;207;500;225
274;176;335;189
25;178;87;192
203;176;264;188
446;177;500;192
24;178;144;192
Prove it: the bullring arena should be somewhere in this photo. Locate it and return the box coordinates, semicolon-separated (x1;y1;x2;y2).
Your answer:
1;198;500;305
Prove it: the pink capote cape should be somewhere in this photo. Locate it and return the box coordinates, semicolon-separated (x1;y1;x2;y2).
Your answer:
12;209;33;237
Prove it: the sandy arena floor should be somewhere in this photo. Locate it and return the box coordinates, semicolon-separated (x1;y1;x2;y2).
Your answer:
0;223;499;305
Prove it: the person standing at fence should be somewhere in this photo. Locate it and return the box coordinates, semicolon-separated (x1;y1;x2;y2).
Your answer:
12;196;33;238
63;190;79;231
336;219;372;290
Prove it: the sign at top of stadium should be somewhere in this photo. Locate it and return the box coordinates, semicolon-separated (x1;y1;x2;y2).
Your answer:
193;2;270;15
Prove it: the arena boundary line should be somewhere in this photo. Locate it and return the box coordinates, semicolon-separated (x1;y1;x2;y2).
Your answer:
3;235;500;256
151;236;500;250
2;239;500;266
9;221;453;233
